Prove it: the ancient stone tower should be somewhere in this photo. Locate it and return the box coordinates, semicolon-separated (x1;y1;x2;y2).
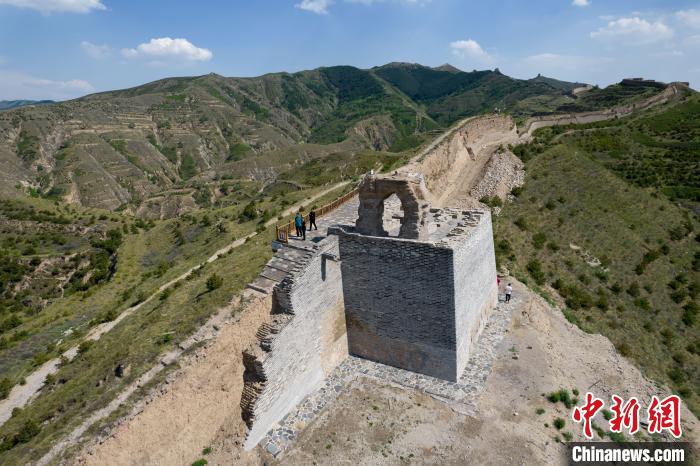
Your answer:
331;172;498;381
242;172;498;448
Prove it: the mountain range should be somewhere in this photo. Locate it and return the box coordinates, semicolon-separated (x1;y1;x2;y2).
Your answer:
0;63;666;213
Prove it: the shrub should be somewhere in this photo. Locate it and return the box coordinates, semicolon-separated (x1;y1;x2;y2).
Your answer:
206;274;223;292
239;202;258;222
0;377;12;400
479;196;503;208
547;389;573;408
532;232;547;250
514;217;528;231
159;289;171;301
526;259;545;285
78;340;94;355
553;418;566;430
626;282;640;297
668;367;687;385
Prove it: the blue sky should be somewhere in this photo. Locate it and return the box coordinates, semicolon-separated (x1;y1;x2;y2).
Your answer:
0;0;699;100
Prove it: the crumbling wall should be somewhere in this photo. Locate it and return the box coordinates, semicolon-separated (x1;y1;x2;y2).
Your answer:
451;210;498;374
355;173;431;240
242;237;347;449
402;115;516;202
333;226;458;380
520;82;688;137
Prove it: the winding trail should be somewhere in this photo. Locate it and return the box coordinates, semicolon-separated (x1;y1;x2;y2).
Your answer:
0;181;350;427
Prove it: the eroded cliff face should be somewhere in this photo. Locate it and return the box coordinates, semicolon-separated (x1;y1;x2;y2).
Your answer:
401;115;517;206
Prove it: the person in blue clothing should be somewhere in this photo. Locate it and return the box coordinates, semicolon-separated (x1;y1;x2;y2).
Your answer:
294;212;303;237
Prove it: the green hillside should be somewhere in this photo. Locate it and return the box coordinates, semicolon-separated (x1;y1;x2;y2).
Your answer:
497;97;700;415
0;64;665;214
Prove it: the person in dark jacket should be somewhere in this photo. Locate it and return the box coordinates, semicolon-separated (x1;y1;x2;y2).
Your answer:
301;217;307;240
309;210;318;230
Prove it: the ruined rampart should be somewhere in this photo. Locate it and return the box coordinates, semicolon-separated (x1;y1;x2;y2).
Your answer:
241;238;347;449
401;115;516;204
520;82;688;137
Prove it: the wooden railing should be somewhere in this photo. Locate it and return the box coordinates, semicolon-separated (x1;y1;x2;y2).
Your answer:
274;187;358;243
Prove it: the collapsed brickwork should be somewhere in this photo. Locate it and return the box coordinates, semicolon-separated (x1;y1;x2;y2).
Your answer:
241;238;347;449
241;173;498;449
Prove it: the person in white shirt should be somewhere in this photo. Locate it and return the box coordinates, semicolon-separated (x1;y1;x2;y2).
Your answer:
505;283;513;302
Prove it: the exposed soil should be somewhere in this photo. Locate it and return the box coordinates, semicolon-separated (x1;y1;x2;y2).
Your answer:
270;281;700;465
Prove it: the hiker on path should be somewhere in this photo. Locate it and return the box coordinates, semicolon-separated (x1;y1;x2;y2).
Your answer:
301;217;307;240
505;283;513;302
309;210;318;230
294;213;303;237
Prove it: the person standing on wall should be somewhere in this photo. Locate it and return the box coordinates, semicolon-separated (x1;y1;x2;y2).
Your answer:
301;217;307;241
505;283;513;302
309;209;317;231
294;212;303;237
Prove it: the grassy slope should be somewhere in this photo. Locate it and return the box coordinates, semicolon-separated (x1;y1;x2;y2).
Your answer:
0;225;273;463
496;122;699;415
0;139;407;462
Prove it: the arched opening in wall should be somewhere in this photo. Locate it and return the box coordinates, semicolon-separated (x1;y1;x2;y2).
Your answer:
382;193;404;237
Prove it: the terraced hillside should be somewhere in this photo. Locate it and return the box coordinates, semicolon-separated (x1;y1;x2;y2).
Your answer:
0;64;667;215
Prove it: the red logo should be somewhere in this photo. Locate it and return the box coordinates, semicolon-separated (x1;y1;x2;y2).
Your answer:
647;395;682;438
572;392;604;439
609;395;641;435
571;393;683;439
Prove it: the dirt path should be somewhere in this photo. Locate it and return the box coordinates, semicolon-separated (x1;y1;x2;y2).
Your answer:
0;181;350;428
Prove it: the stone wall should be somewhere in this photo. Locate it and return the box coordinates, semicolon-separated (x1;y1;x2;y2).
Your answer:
451;211;498;374
242;237;347;449
401;115;516;204
331;209;498;382
332;227;459;380
520;82;688;137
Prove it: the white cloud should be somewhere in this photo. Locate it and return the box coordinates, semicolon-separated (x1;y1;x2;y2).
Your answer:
677;9;700;29
296;0;332;14
0;70;93;100
81;41;111;59
297;0;428;14
590;17;674;44
572;0;590;7
449;39;491;61
121;38;212;62
0;0;105;14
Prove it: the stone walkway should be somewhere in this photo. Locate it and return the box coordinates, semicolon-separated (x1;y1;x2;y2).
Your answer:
261;293;520;457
